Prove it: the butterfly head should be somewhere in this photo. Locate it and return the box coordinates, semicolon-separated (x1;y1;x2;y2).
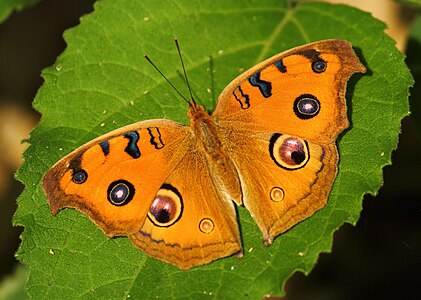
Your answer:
187;102;211;126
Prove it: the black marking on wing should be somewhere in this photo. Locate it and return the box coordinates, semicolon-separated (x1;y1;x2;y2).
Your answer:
99;141;110;156
69;154;82;170
233;86;250;109
248;71;272;98
274;59;287;73
297;49;320;61
68;154;88;184
297;49;327;73
308;146;326;191
269;133;281;167
123;131;141;158
147;127;164;149
320;145;326;161
138;230;166;245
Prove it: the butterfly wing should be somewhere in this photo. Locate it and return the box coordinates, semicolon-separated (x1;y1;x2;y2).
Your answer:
221;130;338;244
212;39;366;144
43;119;241;269
212;40;365;243
130;151;242;270
42;119;189;237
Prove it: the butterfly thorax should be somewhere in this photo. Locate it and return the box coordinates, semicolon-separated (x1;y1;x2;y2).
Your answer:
187;103;243;204
187;104;222;158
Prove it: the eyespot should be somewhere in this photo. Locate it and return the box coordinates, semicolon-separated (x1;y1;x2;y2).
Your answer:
107;180;135;206
294;94;320;119
269;134;309;170
270;187;285;202
72;169;88;184
312;60;326;73
199;218;214;234
148;184;183;227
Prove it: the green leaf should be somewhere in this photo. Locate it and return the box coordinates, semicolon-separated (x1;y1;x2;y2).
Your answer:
0;0;41;23
15;1;412;298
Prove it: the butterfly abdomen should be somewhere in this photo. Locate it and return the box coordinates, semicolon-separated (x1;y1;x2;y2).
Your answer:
188;104;243;204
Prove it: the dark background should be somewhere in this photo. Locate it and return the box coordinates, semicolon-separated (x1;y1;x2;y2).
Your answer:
0;1;419;299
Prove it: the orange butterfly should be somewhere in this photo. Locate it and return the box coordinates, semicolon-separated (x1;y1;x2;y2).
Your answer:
42;39;366;269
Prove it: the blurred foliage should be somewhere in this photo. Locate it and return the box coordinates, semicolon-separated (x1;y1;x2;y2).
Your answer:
0;265;28;300
395;0;421;7
407;15;421;134
0;0;41;23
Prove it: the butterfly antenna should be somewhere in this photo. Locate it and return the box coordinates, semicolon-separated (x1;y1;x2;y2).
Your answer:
174;38;196;105
143;54;191;105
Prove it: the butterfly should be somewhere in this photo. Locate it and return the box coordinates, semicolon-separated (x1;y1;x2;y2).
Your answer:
42;39;366;269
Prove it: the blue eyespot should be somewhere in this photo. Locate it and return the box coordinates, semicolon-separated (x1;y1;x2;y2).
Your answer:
294;94;320;119
107;180;135;206
312;60;326;73
72;170;88;184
